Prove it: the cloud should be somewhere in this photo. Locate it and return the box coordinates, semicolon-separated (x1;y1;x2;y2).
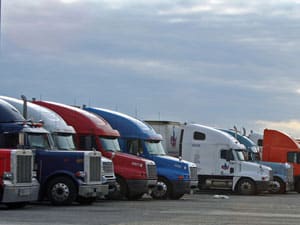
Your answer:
2;0;300;134
256;120;300;137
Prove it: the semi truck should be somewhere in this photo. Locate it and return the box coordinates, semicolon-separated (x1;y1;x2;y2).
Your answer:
84;107;198;200
33;100;157;200
262;129;300;192
221;129;293;194
0;99;39;208
146;121;273;195
0;96;116;197
0;99;104;205
0;148;39;209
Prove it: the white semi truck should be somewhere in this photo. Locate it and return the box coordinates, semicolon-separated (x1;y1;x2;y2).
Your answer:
145;121;273;195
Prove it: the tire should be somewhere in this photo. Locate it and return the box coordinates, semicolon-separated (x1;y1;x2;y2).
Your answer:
106;177;128;200
151;177;170;200
295;181;300;193
269;177;286;194
237;178;256;195
47;176;77;206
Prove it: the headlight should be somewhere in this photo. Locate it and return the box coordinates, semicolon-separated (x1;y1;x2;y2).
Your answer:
3;172;13;180
75;171;87;178
32;170;37;178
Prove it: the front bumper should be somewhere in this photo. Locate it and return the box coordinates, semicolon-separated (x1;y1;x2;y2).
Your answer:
256;180;272;193
190;179;198;189
170;180;191;195
2;180;40;203
285;181;294;192
127;179;157;196
102;176;117;193
78;184;109;198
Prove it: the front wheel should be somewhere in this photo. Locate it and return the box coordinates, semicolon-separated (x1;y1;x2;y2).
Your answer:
295;181;300;193
151;177;170;200
106;177;128;200
237;178;256;195
269;177;286;194
47;176;77;206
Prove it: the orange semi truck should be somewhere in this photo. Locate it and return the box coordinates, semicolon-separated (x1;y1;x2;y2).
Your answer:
262;129;299;192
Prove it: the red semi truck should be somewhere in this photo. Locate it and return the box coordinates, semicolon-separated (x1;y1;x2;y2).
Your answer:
262;129;298;192
33;100;157;200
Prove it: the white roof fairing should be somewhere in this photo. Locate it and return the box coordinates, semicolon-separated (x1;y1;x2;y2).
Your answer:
0;96;75;134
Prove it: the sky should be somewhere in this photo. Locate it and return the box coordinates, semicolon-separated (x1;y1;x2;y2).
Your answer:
1;0;300;137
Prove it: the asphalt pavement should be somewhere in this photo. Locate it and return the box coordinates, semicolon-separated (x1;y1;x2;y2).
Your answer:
1;192;300;225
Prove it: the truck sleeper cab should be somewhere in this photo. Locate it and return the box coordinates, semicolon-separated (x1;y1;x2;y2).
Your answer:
0;149;39;209
33;100;157;200
0;96;115;198
221;129;294;194
146;121;273;195
181;124;273;195
262;129;300;193
84;107;198;200
0;99;104;205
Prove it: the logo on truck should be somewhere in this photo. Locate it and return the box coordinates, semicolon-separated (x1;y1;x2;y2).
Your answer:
170;126;177;147
221;163;229;170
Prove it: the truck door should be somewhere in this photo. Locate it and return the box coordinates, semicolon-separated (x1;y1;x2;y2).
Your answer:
219;149;235;176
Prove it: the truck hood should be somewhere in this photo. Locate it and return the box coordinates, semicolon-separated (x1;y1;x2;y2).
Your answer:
151;154;190;171
110;151;155;165
239;161;272;180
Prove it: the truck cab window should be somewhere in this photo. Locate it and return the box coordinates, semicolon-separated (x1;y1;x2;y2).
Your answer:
53;133;76;150
99;136;121;152
79;135;96;150
127;139;143;155
257;139;263;147
220;149;234;161
145;140;166;155
287;152;300;164
27;133;51;149
193;132;205;140
0;133;19;148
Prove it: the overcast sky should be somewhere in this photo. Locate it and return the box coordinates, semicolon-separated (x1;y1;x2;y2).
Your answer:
1;0;300;137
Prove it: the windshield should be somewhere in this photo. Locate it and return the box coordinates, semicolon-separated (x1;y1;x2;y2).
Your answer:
52;133;75;150
145;140;166;155
99;137;121;152
27;133;51;149
234;149;245;161
244;146;261;161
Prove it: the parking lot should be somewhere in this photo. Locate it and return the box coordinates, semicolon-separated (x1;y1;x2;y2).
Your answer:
1;191;300;225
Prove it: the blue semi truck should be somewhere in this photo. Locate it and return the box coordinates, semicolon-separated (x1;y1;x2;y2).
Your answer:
84;107;198;200
221;129;294;194
0;99;105;205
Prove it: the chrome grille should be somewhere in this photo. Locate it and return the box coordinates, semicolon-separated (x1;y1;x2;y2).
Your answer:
269;170;274;181
189;166;197;180
287;166;294;182
103;161;113;174
146;164;157;179
16;155;32;183
89;156;101;182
